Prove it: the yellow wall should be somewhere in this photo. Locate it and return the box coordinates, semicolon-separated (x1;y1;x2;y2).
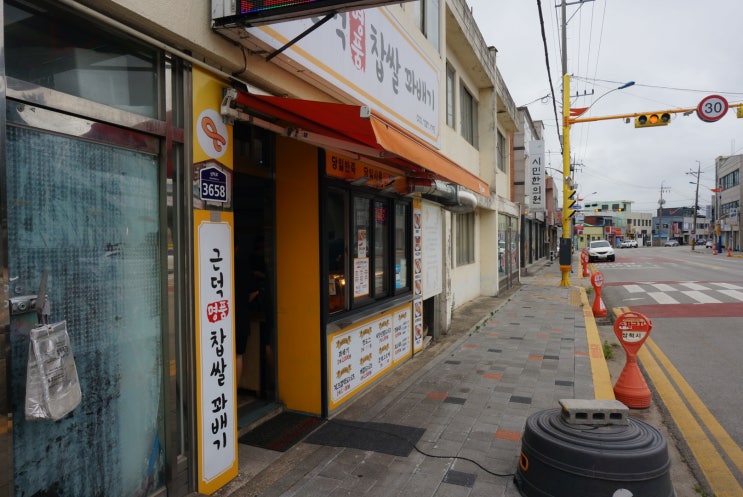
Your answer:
275;136;322;414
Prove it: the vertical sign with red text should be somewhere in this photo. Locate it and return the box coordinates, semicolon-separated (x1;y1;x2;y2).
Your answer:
197;220;235;481
192;67;237;494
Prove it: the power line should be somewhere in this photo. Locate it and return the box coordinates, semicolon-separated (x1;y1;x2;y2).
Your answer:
536;0;562;150
572;76;743;96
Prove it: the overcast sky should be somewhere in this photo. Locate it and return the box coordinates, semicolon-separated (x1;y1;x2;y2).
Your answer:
466;0;743;213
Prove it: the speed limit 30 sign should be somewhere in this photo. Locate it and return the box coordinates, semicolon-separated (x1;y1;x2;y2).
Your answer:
697;94;729;123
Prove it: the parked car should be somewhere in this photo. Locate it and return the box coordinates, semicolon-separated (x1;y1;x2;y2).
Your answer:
663;239;680;247
619;239;637;248
587;240;615;262
705;240;713;249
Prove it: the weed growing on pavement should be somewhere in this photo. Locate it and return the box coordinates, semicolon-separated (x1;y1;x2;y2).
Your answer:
603;340;616;360
693;484;713;496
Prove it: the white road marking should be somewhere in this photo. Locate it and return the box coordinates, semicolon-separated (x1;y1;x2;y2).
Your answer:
679;282;711;291
624;284;645;293
648;292;679;304
681;291;721;304
650;283;676;292
717;290;743;302
712;282;743;290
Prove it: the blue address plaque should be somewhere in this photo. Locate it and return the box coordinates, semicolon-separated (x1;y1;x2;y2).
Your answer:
200;166;228;203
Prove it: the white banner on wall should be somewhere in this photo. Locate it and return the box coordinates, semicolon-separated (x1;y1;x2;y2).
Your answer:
421;201;443;298
249;7;441;147
527;140;545;212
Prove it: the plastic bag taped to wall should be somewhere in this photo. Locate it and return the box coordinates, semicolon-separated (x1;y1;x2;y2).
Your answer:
25;321;82;421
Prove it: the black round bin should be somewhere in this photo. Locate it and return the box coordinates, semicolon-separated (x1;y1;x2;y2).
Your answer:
514;408;675;497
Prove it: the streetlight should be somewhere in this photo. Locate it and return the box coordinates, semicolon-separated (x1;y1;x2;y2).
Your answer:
559;76;634;286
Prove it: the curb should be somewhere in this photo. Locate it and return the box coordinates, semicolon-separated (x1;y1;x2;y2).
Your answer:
577;285;615;400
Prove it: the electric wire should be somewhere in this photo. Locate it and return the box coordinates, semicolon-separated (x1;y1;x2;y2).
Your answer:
326;418;516;478
573;76;743;96
536;0;562;151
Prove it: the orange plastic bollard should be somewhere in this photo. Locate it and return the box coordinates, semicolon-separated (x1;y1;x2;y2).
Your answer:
590;271;607;317
581;250;590;277
713;245;717;255
728;246;732;257
613;311;653;408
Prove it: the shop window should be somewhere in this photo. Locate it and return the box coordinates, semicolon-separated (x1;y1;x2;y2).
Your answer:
446;63;456;128
5;0;159;118
455;212;475;266
497;130;506;172
325;186;411;315
373;200;390;297
327;189;348;314
394;203;410;292
461;84;478;148
412;0;440;51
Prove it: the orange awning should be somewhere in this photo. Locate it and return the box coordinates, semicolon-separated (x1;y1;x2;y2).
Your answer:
229;91;488;195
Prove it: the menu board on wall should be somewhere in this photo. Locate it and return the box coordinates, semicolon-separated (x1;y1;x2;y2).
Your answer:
328;303;412;410
412;199;425;354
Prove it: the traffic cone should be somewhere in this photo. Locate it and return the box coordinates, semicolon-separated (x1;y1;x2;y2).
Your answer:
728;246;732;257
713;245;717;255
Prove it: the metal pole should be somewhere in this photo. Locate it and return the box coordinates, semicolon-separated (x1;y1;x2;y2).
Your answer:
558;0;572;287
691;161;701;250
559;74;572;286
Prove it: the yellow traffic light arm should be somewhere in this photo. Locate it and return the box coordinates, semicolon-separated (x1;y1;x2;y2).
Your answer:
569;102;743;124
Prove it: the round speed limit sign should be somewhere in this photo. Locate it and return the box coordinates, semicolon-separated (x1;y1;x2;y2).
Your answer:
697;95;729;123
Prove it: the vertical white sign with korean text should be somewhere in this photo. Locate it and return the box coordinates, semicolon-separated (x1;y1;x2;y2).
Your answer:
249;7;441;147
197;219;236;484
528;140;545;212
193;66;237;494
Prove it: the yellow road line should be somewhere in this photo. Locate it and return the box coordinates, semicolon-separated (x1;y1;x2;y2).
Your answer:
644;339;743;475
577;286;614;400
640;341;743;496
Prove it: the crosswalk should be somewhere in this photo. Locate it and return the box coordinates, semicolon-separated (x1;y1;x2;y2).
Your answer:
618;282;743;305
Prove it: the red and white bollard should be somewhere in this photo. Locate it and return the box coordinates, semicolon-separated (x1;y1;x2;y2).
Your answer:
590;271;607;318
613;311;653;408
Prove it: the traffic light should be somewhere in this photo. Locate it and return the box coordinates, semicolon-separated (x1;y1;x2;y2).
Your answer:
635;112;671;128
564;187;577;220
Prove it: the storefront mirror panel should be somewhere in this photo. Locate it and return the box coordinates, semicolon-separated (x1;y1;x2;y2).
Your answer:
6;118;165;496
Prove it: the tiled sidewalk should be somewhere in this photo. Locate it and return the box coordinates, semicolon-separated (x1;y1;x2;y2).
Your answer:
217;265;602;497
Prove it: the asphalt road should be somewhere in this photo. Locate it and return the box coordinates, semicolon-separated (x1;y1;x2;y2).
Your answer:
586;245;743;497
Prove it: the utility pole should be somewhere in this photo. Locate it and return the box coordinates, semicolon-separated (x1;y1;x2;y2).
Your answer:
557;0;595;287
687;162;702;251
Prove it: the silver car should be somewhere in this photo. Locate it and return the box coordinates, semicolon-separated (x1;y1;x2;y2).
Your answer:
587;240;615;262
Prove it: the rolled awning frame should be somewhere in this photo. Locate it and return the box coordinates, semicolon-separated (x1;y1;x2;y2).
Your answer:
220;88;489;203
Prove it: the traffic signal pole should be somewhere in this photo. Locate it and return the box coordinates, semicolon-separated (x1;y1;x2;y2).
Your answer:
559;73;573;286
569;103;743;125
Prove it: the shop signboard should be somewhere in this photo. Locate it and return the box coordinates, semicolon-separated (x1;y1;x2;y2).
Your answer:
244;7;440;147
